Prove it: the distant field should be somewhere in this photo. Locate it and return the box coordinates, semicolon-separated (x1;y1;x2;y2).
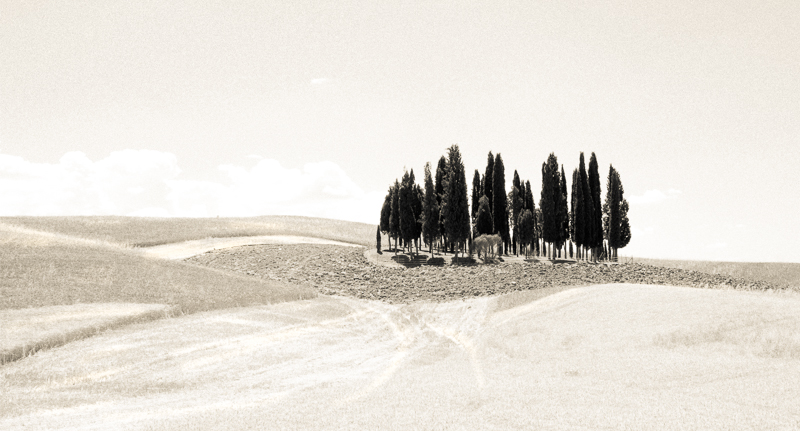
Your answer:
630;257;800;289
0;215;376;248
0;226;315;313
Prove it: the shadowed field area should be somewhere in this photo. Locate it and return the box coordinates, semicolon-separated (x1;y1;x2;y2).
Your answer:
0;215;376;247
2;284;800;430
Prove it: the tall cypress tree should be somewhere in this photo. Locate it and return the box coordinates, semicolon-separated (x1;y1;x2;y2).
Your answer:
413;182;424;254
441;144;470;259
578;153;592;261
484;152;494;215
471;169;481;219
570;168;584;259
525;180;537;255
492;154;509;254
588;153;602;261
435;156;448;250
389;179;401;253
511;170;523;255
558;165;570;258
540;154;560;260
421;162;439;257
603;165;621;260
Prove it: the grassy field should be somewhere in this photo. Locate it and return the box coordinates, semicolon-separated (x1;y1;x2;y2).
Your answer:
0;215;376;247
630;257;800;288
0;225;315;313
2;284;800;430
1;303;170;364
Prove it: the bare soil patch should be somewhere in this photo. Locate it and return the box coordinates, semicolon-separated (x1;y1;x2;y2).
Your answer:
186;244;787;304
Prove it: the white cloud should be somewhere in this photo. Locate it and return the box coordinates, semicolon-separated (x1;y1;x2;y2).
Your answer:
0;150;382;224
628;188;681;205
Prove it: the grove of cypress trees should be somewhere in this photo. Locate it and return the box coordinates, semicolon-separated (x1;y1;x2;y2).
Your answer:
441;144;471;259
471;169;481;219
493;153;509;254
540;154;559;260
484;152;494;215
587;153;602;261
389;179;401;253
421;162;439;257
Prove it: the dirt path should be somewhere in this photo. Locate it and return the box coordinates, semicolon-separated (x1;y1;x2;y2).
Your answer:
138;235;363;260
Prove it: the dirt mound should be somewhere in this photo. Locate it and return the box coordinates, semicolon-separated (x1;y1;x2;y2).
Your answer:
186;244;784;303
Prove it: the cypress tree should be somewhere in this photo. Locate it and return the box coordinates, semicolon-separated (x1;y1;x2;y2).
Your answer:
525;180;535;215
526;181;538;255
511;170;523;255
518;209;534;258
587;153;602;261
471;169;481;219
421;162;439;257
484;152;494;214
441;144;470;259
578;153;592;261
493;153;509;254
376;226;381;253
570;168;584;259
475;195;493;236
540;154;559;260
399;170;416;254
379;188;392;236
603;165;621;260
620;198;631;250
558;165;570;257
435;156;448;251
414;182;424;254
389;179;401;253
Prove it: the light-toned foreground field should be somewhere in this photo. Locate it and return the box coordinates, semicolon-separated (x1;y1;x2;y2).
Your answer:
3;216;800;429
3;284;800;430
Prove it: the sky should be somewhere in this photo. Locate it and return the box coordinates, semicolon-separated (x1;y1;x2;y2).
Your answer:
1;0;798;262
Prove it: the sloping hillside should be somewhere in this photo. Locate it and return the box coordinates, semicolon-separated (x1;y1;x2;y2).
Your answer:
0;215;376;247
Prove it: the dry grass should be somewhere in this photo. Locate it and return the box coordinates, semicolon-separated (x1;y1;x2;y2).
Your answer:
1;303;170;364
3;285;800;430
0;226;316;313
630;257;800;288
0;215;376;247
